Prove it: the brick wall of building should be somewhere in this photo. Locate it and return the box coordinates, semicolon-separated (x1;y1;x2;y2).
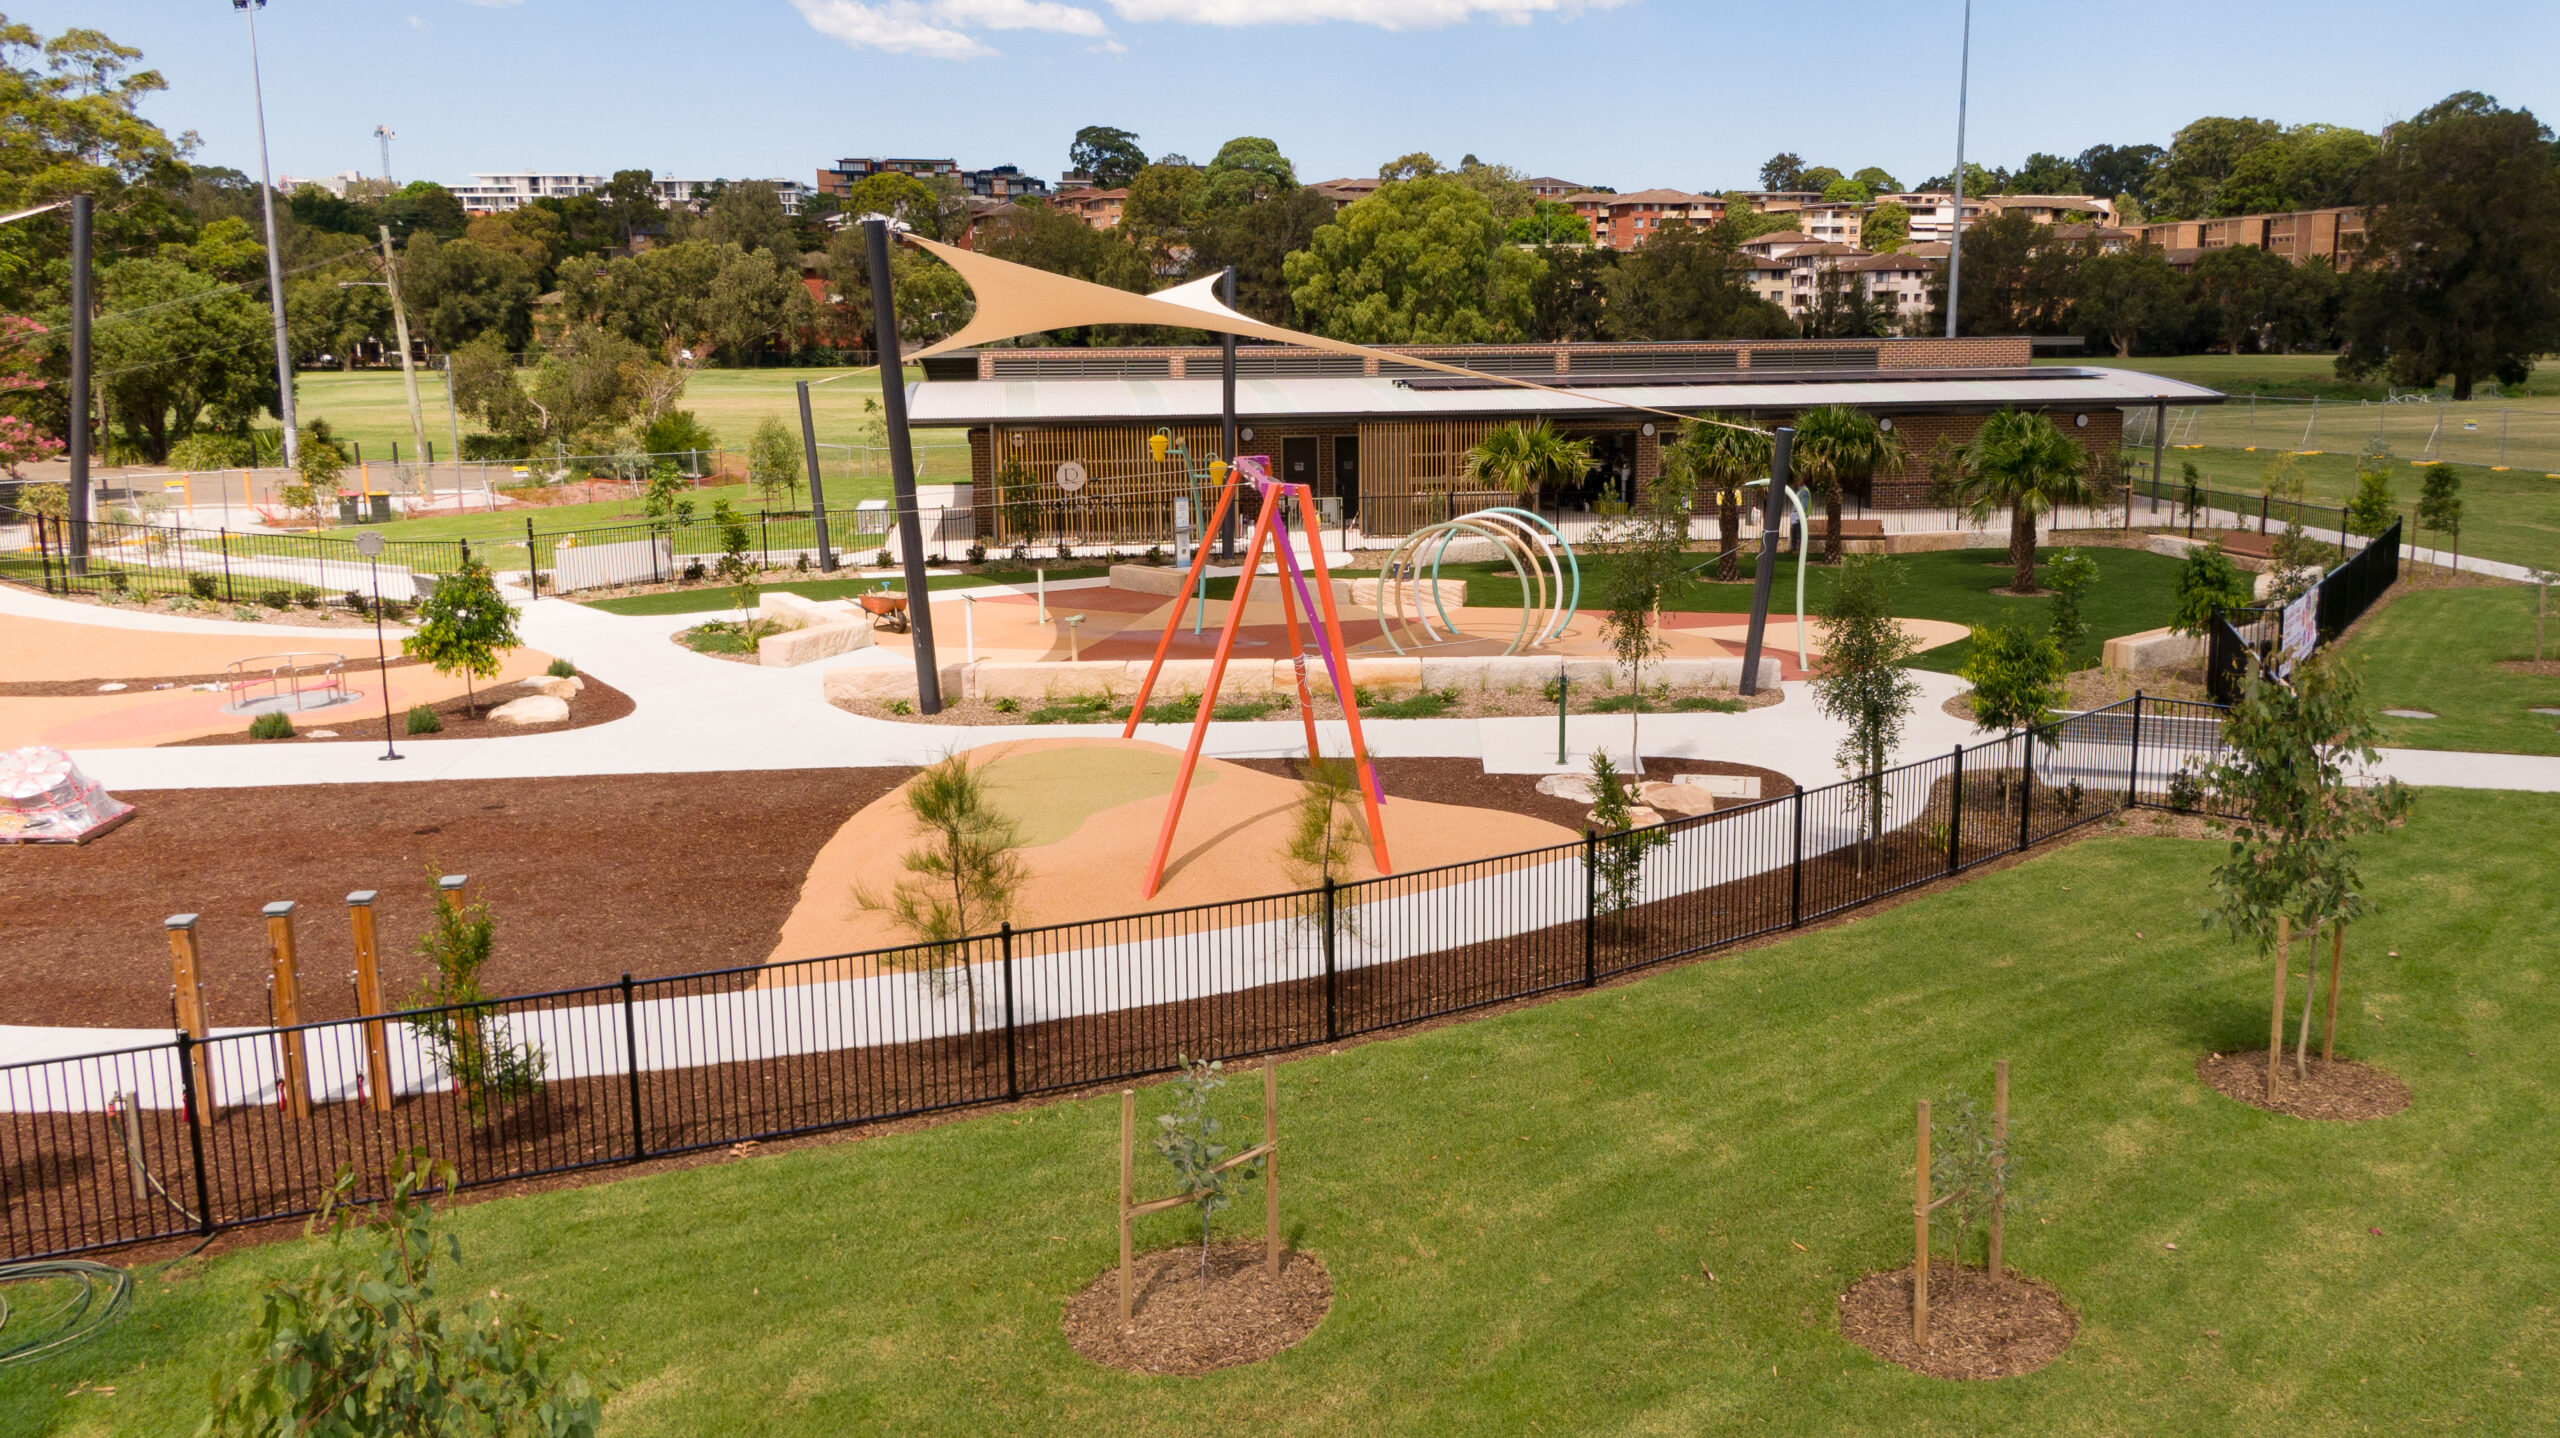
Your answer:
1864;407;2122;508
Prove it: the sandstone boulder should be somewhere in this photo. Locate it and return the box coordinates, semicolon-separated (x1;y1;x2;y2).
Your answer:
487;695;570;726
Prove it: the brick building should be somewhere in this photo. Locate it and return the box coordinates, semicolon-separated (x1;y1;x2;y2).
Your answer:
2133;205;2370;270
906;338;2217;536
1565;189;1726;250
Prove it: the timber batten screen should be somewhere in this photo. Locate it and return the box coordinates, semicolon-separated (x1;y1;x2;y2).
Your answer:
1356;418;1508;538
986;423;1222;548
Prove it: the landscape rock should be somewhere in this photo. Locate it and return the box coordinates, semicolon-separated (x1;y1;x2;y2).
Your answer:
823;664;917;705
1639;781;1717;817
487;695;570;725
1535;773;1596;803
520;674;587;698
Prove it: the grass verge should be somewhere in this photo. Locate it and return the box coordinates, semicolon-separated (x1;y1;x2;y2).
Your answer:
10;790;2553;1436
2336;583;2560;754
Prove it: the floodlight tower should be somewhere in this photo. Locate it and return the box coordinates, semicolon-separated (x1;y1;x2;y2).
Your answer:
1944;0;1973;340
235;0;298;467
374;124;396;185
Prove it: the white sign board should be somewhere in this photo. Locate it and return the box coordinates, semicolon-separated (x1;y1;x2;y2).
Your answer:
2274;588;2318;680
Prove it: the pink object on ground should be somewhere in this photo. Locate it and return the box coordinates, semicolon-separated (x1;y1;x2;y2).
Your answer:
0;746;135;844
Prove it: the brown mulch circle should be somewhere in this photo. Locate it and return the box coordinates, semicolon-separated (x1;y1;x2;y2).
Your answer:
158;675;635;747
1062;1240;1332;1375
2496;658;2560;677
1837;1264;2077;1380
2196;1048;2411;1121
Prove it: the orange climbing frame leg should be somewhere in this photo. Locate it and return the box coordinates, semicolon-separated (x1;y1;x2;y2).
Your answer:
1272;532;1324;762
1140;492;1281;899
1121;474;1244;738
1294;483;1392;875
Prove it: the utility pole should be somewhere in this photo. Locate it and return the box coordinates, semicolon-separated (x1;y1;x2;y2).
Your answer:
236;0;298;468
376;226;429;469
373;125;395;186
67;194;90;570
1944;0;1973;340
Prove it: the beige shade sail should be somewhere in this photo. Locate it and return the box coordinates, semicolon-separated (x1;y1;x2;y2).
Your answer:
900;233;1759;433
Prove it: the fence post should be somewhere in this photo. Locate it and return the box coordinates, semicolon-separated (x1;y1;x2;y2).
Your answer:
1581;829;1599;988
346;892;393;1115
1947;744;1964;874
2126;691;2144;808
262;902;311;1120
34;512;51;593
524;517;539;598
166;914;213;1111
1000;922;1019;1102
620;972;646;1161
219;527;234;602
1790;787;1805;927
174;1030;215;1236
2018;726;2036;851
1321;878;1339;1042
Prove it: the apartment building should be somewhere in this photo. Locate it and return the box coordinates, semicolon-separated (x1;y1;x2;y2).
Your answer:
1728;190;1822;213
1875;192;1989;247
1310;176;1383;210
2132;205;2370;270
1738;229;1817;260
1525;176;1584;199
1839;251;1936;324
1787;201;1864;246
1566;189;1725;250
449;173;604;213
654;177;815;213
1984;194;2116;227
1056;187;1129;229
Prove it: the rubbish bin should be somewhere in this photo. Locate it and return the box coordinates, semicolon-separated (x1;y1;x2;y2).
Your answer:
337;496;361;525
368;494;393;523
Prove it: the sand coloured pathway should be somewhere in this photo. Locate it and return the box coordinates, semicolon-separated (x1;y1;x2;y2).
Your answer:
759;737;1578;980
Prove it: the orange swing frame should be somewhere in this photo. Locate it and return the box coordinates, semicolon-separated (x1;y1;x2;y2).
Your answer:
1123;470;1391;899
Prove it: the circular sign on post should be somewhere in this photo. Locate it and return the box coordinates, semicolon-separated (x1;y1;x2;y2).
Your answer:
1055;460;1089;493
355;531;385;558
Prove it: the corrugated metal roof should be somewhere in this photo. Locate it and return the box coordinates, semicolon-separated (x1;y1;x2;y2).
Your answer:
905;366;2225;427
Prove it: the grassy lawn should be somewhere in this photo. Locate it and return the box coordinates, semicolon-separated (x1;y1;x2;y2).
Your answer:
2336;584;2560;754
580;567;1111;615
7;789;2552;1435
297;367;907;459
2045;352;2560;401
1432;544;2188;675
2137;447;2560;571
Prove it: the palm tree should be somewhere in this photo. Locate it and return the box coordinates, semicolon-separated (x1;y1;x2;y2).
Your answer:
1789;406;1904;565
1462;419;1594;513
1667;415;1770;581
1954;408;2096;594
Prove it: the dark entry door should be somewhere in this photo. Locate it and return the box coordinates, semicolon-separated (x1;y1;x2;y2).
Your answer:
1333;436;1360;518
1282;437;1318;493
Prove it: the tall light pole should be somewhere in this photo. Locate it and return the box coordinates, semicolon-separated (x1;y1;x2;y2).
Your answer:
373;124;395;186
1944;0;1973;340
236;0;298;468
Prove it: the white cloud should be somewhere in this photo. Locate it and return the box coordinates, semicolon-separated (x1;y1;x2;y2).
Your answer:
793;0;1107;58
1109;0;1623;27
408;13;428;28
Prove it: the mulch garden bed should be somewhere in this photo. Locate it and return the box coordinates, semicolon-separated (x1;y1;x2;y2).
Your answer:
157;674;635;748
1837;1264;2077;1379
1063;1240;1332;1374
2196;1048;2411;1121
836;682;1788;727
1229;755;1798;832
0;767;913;1029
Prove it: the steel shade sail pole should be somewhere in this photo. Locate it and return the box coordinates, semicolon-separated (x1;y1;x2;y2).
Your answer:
1219;266;1239;560
66;193;89;571
797;380;835;572
1739;427;1794;697
238;0;298;468
865;219;942;713
1944;0;1972;340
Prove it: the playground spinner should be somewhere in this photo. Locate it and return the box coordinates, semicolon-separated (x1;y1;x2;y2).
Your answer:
1123;455;1391;900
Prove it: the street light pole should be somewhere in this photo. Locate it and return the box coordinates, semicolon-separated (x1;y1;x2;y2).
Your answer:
66;193;89;572
235;0;299;468
357;531;401;761
1944;0;1972;340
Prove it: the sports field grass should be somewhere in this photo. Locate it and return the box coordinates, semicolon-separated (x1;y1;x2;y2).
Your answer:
2336;583;2560;755
2042;352;2560;401
4;788;2550;1436
1439;543;2188;675
2138;446;2560;571
295;367;905;458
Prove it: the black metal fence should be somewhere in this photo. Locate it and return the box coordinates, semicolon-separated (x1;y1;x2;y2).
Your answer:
2205;519;2402;702
0;694;2231;1263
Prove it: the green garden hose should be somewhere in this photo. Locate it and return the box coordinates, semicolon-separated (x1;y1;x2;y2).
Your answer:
0;1259;132;1366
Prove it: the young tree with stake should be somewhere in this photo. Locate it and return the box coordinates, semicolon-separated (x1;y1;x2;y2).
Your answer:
859;753;1028;1060
2201;651;2411;1096
403;556;520;716
1813;556;1920;862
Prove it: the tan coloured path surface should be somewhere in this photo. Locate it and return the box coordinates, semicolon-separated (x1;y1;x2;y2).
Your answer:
2;612;415;682
759;736;1576;982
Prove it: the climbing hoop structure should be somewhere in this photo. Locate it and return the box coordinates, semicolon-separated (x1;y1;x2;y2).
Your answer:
1372;507;1580;656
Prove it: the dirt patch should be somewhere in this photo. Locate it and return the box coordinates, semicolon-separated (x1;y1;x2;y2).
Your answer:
1228;755;1797;831
2495;658;2560;677
0;767;913;1028
1062;1241;1331;1374
1837;1265;2076;1379
2196;1048;2411;1121
158;675;634;747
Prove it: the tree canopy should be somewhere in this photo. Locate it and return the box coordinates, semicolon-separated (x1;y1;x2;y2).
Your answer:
1283;175;1541;343
1070;125;1147;188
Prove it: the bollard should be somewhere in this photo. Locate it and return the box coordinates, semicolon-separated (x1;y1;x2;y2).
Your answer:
166;914;213;1112
348;891;393;1114
264;902;310;1119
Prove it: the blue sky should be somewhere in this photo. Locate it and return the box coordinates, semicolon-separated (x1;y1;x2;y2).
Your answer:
40;1;2560;196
